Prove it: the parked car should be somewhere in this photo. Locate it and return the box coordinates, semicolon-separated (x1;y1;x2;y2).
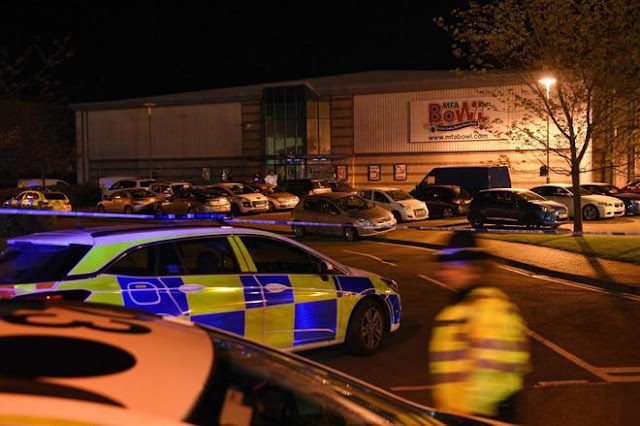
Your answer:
410;185;473;218
415;165;511;197
468;188;569;228
149;181;195;201
249;183;300;211
3;225;400;355
530;183;624;220
206;182;269;215
98;175;136;191
101;177;156;197
0;301;496;425
3;190;72;212
621;178;640;194
96;189;158;214
582;182;640;215
17;178;70;188
155;188;231;214
291;193;396;241
358;187;429;222
322;179;358;194
281;179;332;198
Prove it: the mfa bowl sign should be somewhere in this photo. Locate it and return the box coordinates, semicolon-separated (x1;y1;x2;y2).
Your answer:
410;100;505;143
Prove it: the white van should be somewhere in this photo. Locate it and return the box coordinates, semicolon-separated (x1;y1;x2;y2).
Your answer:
17;178;70;188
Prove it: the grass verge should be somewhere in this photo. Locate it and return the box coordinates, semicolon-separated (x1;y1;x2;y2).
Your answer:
479;233;640;265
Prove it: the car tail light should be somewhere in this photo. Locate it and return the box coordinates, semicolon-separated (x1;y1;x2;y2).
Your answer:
453;198;461;204
13;289;91;302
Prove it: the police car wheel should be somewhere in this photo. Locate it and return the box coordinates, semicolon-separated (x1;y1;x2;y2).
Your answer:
292;224;305;238
346;298;385;355
343;227;358;242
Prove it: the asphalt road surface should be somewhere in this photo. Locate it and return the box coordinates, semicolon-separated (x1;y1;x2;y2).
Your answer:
298;238;640;426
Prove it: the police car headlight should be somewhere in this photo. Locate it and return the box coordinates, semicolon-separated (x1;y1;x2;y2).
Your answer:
382;278;399;293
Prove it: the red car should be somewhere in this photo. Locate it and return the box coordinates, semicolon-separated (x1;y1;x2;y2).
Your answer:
621;179;640;194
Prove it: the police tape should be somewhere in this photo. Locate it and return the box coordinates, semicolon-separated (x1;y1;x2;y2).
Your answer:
1;207;639;237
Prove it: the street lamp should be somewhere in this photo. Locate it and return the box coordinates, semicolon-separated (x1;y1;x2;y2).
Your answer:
143;102;156;178
538;77;556;183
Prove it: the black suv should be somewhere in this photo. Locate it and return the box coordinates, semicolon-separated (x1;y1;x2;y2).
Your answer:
410;185;472;218
468;188;569;228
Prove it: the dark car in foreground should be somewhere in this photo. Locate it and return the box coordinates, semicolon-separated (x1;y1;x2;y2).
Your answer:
581;182;640;215
410;185;472;218
0;301;500;425
468;188;569;228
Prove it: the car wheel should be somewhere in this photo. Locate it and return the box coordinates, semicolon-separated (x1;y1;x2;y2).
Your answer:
292;224;305;238
468;211;484;228
187;207;197;215
343;226;358;242
96;205;106;213
124;206;133;214
231;203;240;216
392;211;402;223
345;298;385;356
268;201;275;212
155;207;164;215
442;206;454;218
582;204;599;221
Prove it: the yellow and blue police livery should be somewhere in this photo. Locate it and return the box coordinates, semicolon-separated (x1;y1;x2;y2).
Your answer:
3;190;72;211
2;225;401;354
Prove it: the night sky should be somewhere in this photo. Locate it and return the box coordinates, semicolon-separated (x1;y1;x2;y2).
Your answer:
3;1;467;102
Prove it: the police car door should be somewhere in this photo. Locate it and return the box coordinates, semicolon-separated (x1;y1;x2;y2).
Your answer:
236;235;344;350
169;237;264;342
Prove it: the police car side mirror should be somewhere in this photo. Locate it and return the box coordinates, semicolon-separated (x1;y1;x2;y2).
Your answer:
315;261;332;280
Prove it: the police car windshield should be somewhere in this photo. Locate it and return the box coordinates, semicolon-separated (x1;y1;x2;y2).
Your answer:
386;190;412;201
0;243;91;284
335;195;369;211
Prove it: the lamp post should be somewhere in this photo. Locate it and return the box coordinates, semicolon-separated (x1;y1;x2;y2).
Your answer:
143;102;156;178
538;77;556;183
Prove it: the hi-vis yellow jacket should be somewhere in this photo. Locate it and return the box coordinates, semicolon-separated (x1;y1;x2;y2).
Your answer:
428;287;530;418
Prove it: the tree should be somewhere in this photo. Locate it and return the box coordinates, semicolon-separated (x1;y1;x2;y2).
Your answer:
0;37;74;184
437;0;640;232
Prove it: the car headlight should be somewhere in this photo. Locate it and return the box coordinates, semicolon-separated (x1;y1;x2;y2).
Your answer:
540;206;553;213
382;278;399;293
597;202;607;206
634;200;640;206
355;218;373;226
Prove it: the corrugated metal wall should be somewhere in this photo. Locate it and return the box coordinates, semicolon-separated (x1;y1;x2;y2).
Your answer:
354;85;529;154
87;103;242;160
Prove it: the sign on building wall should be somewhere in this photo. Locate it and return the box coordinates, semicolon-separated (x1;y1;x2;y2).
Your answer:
409;100;507;143
393;164;407;181
368;165;381;181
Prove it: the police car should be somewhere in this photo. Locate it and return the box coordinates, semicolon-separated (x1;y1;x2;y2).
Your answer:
0;225;401;355
0;301;499;425
4;189;72;211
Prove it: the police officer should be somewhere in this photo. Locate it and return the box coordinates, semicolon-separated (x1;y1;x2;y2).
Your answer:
265;171;278;188
428;232;530;423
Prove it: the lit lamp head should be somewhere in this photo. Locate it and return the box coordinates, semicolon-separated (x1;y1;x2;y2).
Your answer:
538;77;557;95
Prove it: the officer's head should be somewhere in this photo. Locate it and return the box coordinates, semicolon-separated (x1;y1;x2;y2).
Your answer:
436;232;490;291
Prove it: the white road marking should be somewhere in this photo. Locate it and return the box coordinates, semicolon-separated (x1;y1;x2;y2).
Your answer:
534;380;593;388
341;250;397;267
418;274;455;291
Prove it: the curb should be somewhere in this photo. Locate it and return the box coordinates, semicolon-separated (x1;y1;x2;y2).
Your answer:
378;237;640;297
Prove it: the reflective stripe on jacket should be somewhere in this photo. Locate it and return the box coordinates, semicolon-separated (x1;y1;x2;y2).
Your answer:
428;286;530;418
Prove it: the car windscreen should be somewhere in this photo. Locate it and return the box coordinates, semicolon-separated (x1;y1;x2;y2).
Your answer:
227;185;256;195
130;190;155;199
517;190;546;201
335;195;370;211
0;243;91;284
386;190;412;201
188;328;443;425
311;181;325;189
196;189;224;199
566;187;592;196
452;187;472;199
603;185;621;194
139;180;155;187
43;192;68;200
